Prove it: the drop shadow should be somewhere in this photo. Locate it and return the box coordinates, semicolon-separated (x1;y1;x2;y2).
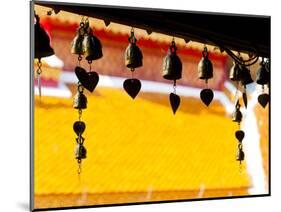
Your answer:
17;202;30;211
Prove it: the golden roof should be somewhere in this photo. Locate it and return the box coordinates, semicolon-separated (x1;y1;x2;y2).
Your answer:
34;87;250;197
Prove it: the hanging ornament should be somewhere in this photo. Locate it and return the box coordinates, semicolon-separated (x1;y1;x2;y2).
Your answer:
123;28;143;99
240;64;253;108
229;52;254;109
70;17;103;175
232;100;242;124
73;83;87;174
235;129;245;166
34;13;54;98
70;18;96;175
229;62;244;109
256;58;269;108
75;66;99;93
162;38;182;114
198;46;214;106
82;24;103;61
71;18;87;56
236;141;245;164
232;100;246;167
229;62;242;82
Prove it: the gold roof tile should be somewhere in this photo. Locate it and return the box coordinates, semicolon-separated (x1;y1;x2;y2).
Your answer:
34;87;250;195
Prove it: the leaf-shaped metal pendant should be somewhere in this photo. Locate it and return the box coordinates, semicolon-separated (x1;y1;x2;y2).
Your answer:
75;66;99;92
73;121;86;136
258;93;269;108
169;93;180;114
123;78;141;99
200;89;214;106
242;92;247;108
235;130;245;142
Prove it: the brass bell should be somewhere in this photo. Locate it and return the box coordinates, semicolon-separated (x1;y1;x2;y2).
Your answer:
125;31;143;69
229;63;242;81
75;144;87;160
73;91;87;109
34;14;54;59
125;43;143;69
240;65;253;85
236;148;245;162
82;28;103;61
232;102;242;123
232;109;242;123
71;22;86;55
256;62;269;85
162;41;182;80
198;47;213;80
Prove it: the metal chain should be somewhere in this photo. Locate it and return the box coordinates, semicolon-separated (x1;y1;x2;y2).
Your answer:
88;60;92;71
37;59;42;98
77;160;82;175
173;80;176;94
131;69;134;79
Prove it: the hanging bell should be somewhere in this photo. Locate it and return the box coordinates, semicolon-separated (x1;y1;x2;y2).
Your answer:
71;22;87;55
232;102;242;123
75;144;87;160
73;91;87;109
236;147;245;162
34;14;54;59
232;109;242;123
125;43;143;69
229;63;242;81
240;65;253;85
125;31;143;69
82;28;103;61
256;62;269;85
162;41;182;80
198;47;213;80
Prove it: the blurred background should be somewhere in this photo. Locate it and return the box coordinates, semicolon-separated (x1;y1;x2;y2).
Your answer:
33;5;269;209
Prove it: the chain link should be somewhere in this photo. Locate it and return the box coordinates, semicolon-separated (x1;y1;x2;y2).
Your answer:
173;80;176;94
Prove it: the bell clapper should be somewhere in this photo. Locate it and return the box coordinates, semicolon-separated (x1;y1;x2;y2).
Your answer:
89;60;92;71
204;79;209;92
173;80;177;94
131;68;134;80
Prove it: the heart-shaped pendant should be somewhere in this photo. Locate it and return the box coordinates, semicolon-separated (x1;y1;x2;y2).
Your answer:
123;78;141;99
169;93;180;114
75;66;99;92
200;89;214;106
258;93;269;108
235;130;245;142
73;121;86;136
